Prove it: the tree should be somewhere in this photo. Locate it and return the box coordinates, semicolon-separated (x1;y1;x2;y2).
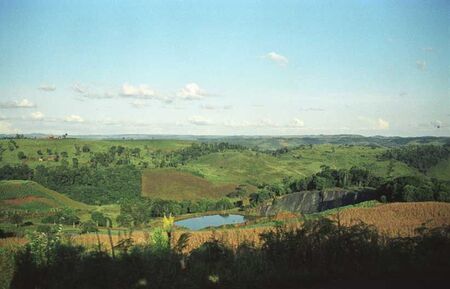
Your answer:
116;213;134;227
91;211;109;227
80;221;98;233
82;144;90;153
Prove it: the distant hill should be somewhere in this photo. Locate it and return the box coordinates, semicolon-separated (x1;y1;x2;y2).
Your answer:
0;180;91;211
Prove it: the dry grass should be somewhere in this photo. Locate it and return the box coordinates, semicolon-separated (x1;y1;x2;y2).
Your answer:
0;237;28;250
330;202;450;237
171;227;271;253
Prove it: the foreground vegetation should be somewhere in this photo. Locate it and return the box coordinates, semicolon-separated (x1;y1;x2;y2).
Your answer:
2;218;449;289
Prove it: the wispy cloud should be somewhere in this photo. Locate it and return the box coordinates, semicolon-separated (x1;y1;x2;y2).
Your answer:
200;104;232;110
264;52;288;66
31;111;44;120
64;115;84;123
0;121;14;133
72;83;114;99
130;99;149;108
299;107;324;112
376;118;389;130
431;120;442;128
73;84;87;94
38;84;56;92
188;115;212;126
289;118;305;127
0;99;36;109
422;47;433;52
416;60;427;71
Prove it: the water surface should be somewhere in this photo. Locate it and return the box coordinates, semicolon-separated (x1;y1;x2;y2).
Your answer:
175;214;245;230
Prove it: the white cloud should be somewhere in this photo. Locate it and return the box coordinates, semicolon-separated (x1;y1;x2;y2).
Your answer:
177;83;208;100
38;84;56;91
120;83;156;98
290;118;305;127
376;118;390;130
0;121;14;133
31;111;44;120
64;115;84;123
265;52;288;66
416;60;427;71
188;115;212;126
422;47;433;52
0;99;36;109
72;84;115;99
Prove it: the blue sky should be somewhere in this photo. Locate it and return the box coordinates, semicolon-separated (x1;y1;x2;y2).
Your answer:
0;0;448;136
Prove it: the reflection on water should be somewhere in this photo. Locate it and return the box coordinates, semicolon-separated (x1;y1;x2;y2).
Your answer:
175;214;245;230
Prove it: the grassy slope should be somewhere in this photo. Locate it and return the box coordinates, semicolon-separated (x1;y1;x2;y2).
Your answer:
182;144;420;186
0;180;91;211
0;139;192;168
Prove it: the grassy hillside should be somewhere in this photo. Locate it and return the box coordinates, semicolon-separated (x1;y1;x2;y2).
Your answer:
142;168;239;200
181;144;420;186
0;138;192;168
204;135;450;150
0;180;91;211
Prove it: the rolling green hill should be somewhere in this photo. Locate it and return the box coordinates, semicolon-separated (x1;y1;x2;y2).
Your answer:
181;144;421;186
1;137;449;202
0;180;91;211
0;138;192;168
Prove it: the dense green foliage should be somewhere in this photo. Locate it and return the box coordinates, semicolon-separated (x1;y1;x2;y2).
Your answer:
8;219;450;289
41;209;80;225
0;164;141;205
380;144;450;173
377;176;450;202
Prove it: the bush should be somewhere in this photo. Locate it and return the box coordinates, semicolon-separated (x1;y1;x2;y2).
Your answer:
80;221;98;234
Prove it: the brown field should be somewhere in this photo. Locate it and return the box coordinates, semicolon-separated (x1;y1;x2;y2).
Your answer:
0;237;28;249
70;231;148;249
2;196;54;206
142;168;237;200
330;201;450;236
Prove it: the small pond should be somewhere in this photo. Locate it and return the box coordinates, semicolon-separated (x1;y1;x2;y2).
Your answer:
175;214;246;230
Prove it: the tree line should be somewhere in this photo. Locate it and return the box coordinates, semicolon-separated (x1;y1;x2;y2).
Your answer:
379;144;450;173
